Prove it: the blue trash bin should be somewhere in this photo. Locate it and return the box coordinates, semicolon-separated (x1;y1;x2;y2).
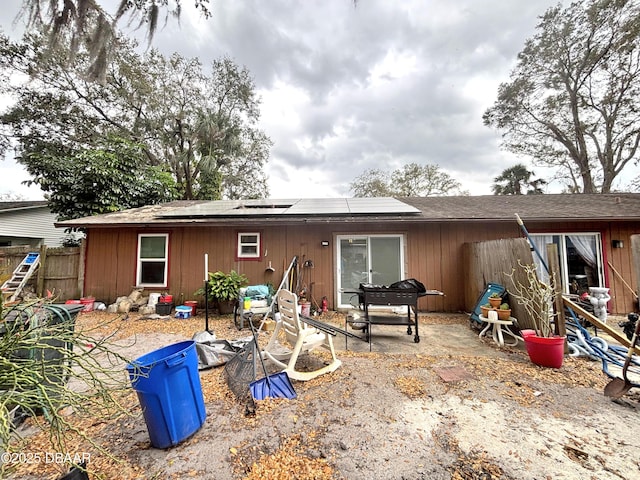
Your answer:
126;341;206;448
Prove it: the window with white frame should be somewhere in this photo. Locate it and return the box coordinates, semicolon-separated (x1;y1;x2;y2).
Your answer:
137;234;168;287
237;232;261;259
530;233;603;295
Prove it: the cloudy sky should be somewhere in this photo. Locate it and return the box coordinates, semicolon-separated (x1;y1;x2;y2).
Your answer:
1;0;572;200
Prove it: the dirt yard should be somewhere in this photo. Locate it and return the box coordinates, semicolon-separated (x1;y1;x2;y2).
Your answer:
6;310;640;480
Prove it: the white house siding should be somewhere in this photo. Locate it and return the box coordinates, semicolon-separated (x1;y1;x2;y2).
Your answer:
0;206;68;247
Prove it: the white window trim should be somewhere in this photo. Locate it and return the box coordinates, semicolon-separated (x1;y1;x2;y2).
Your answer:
136;233;169;287
530;232;603;293
335;234;406;309
237;232;261;259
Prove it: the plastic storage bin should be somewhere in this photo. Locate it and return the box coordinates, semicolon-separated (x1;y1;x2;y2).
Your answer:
159;294;173;304
24;252;39;264
80;296;95;312
184;300;198;316
126;341;206;448
155;303;172;315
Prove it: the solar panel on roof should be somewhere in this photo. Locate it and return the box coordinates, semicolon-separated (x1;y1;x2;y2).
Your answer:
287;198;350;214
156;197;420;218
347;198;420;213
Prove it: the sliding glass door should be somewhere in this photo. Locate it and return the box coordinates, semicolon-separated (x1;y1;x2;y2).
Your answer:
337;235;404;308
530;233;604;295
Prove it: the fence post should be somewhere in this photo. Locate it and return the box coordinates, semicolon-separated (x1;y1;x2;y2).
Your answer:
632;235;640;302
546;243;567;352
78;239;87;298
36;244;48;297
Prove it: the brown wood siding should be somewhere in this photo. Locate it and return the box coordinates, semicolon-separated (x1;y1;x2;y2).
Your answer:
418;223;521;312
605;223;639;313
408;223;443;311
83;219;640;314
84;229;138;302
523;220;640;315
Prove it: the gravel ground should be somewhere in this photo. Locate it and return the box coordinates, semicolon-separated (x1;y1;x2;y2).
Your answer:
6;311;640;480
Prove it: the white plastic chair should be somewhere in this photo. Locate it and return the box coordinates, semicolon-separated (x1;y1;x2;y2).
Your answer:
262;289;342;381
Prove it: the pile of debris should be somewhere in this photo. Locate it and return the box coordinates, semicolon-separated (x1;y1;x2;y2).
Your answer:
107;287;157;315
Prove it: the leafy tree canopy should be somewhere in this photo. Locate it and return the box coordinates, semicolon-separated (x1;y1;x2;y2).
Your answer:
18;0;212;81
350;163;467;197
483;0;640;193
23;136;179;221
0;31;271;209
492;163;547;195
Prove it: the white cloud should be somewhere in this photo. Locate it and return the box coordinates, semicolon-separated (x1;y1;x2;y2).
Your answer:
1;0;587;200
0;156;44;200
368;50;419;86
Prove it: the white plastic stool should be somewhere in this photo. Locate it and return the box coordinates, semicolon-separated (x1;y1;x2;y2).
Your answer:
479;310;519;347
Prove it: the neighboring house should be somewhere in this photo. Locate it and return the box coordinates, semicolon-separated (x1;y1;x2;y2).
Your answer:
57;194;640;315
0;201;71;247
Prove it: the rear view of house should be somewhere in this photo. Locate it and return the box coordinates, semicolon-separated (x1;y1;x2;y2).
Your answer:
58;194;640;316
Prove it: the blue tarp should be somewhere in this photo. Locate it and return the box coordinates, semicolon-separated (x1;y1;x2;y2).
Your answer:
245;285;270;300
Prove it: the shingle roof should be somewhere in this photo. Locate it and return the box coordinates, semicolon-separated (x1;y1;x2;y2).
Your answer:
401;193;640;221
55;193;640;228
0;201;49;212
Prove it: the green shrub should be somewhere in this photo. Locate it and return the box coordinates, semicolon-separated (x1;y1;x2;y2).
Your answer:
206;270;249;302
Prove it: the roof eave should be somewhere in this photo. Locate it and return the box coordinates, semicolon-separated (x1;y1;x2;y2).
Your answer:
57;214;640;229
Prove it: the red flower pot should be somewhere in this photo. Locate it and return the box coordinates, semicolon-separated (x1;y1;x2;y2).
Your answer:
184;300;198;316
520;329;536;339
523;334;566;368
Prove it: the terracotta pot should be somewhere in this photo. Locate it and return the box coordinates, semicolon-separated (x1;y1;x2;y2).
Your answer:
523;334;566;368
489;297;502;308
497;309;511;320
480;305;493;317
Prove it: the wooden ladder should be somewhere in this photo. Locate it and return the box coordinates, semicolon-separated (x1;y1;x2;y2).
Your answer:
1;252;40;302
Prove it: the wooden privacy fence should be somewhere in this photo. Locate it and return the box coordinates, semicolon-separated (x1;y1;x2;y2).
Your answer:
0;245;82;302
463;237;539;330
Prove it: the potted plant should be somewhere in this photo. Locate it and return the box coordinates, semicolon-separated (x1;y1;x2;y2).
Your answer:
497;302;512;321
508;261;565;368
488;292;502;308
205;270;248;314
